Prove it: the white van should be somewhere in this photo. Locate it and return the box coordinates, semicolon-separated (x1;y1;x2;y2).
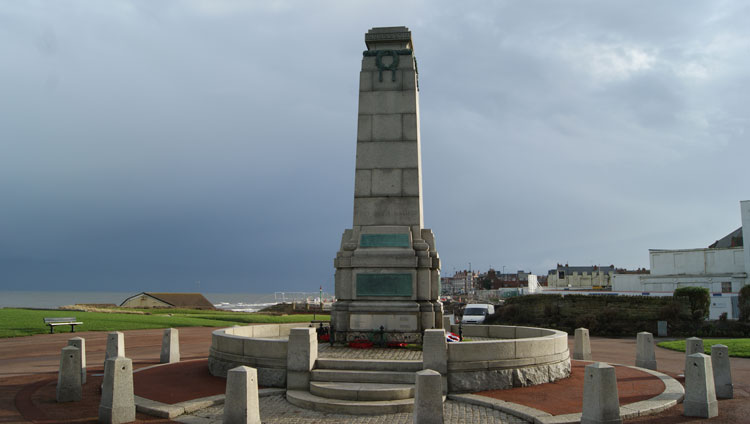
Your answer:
460;304;495;324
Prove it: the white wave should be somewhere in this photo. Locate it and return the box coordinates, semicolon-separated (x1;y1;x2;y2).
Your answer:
214;301;279;313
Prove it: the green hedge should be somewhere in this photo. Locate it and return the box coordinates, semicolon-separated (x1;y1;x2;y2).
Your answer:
739;285;750;322
673;287;710;320
488;294;691;337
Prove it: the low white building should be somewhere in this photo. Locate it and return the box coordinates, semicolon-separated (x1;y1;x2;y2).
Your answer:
612;200;750;319
642;247;745;293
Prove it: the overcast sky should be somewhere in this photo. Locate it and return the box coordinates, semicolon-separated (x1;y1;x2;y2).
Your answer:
1;1;748;294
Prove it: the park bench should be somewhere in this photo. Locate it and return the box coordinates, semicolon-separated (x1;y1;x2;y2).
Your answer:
43;317;83;334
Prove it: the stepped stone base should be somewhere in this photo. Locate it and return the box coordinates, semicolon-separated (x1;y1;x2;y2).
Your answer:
286;390;415;415
312;369;416;385
310;381;414;401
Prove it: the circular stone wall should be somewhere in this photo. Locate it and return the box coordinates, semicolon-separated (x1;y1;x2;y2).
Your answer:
208;323;305;388
209;322;570;393
445;324;570;393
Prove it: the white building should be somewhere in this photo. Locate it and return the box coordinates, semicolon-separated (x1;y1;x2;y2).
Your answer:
612;200;750;319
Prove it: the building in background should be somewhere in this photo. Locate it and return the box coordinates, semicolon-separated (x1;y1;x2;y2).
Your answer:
120;292;215;309
476;269;533;289
611;200;750;319
441;270;478;295
546;265;617;288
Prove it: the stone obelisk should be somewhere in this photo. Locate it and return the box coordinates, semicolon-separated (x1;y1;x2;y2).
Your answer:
332;27;442;343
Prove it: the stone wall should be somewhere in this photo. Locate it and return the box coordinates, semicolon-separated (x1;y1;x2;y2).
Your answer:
446;325;570;393
209;323;570;393
208;323;305;387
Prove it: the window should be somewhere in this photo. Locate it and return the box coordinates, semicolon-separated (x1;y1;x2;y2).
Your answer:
558;271;565;279
721;282;732;293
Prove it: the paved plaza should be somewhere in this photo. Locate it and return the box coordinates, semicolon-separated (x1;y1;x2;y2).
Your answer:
2;326;750;423
178;394;526;424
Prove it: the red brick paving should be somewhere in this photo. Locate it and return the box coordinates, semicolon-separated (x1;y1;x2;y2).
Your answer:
15;373;174;423
476;362;665;415
133;359;226;405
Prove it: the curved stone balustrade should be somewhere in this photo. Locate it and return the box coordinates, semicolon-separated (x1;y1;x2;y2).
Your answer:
445;324;570;392
208;323;306;387
209;323;570;393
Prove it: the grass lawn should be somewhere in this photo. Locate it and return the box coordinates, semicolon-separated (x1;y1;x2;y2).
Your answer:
657;338;750;358
0;308;329;338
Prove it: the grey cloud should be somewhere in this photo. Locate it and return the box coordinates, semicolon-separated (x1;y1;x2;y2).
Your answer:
1;1;748;292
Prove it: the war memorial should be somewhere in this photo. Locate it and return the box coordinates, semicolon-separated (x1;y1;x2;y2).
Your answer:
202;28;698;422
330;26;443;344
9;27;708;424
208;26;577;415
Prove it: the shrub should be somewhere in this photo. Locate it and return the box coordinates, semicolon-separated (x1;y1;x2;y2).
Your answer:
498;304;520;323
674;287;710;321
739;285;750;322
658;301;684;322
575;314;598;332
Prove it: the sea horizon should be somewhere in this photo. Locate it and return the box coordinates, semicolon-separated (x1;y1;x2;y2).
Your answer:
0;290;325;313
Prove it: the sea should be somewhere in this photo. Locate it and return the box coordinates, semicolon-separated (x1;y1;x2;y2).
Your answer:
0;291;287;313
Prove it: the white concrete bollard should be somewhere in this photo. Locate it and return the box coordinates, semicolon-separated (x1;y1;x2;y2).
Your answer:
574;328;592;360
442;315;451;329
684;337;703;375
414;369;444;424
683;353;718;418
423;329;448;394
223;366;261;424
635;332;657;370
159;328;180;363
686;337;704;355
711;344;733;399
105;332;125;364
286;328;317;390
581;362;621;424
67;336;87;384
56;346;82;402
99;356;136;424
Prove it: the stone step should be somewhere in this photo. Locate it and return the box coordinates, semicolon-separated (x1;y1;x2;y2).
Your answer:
286;390;414;415
310;381;415;401
311;369;416;384
315;358;422;372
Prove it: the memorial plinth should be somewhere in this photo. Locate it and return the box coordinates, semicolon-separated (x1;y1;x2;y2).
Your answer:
332;27;442;343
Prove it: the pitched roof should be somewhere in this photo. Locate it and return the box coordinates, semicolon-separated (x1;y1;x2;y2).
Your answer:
709;227;743;248
120;292;215;309
146;293;215;309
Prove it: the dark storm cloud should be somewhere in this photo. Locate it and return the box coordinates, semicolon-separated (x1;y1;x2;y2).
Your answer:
1;1;748;292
